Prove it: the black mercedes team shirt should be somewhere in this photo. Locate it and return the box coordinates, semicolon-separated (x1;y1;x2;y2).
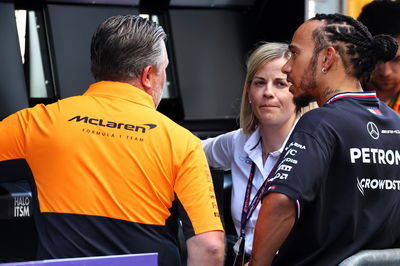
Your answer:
264;92;400;266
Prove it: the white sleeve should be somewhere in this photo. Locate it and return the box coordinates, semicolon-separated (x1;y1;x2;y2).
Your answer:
201;129;239;170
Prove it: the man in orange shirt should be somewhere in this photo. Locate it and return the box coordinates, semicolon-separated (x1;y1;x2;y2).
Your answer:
0;15;224;266
358;0;400;113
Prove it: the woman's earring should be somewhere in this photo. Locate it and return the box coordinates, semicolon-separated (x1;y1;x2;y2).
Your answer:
249;99;252;104
321;67;327;73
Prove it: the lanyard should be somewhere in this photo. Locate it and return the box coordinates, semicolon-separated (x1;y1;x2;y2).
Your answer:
239;160;279;237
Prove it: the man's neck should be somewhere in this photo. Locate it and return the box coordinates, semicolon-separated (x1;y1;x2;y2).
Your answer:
316;77;362;106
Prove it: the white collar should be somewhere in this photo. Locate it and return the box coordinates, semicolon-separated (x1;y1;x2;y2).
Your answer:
244;118;300;158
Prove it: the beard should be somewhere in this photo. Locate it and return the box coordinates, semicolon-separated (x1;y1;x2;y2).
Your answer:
291;53;318;107
293;92;315;108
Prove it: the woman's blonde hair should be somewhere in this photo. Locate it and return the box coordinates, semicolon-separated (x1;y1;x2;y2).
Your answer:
239;42;291;134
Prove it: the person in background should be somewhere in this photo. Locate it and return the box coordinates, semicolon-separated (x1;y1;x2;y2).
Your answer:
0;15;224;266
358;0;400;113
202;42;316;265
249;13;400;266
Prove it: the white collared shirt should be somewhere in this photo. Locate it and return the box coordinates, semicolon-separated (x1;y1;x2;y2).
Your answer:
202;125;295;254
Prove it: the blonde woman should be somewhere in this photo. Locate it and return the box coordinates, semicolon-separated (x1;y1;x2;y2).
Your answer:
202;42;316;265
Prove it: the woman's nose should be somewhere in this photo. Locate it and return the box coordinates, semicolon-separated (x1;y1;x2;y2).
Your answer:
263;83;274;97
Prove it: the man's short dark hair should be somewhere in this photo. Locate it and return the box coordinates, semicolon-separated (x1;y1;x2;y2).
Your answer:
358;0;400;38
90;15;167;82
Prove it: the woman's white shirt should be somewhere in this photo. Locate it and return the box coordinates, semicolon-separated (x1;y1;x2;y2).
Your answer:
202;126;294;254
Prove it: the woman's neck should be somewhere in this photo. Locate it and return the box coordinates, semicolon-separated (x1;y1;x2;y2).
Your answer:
259;114;297;163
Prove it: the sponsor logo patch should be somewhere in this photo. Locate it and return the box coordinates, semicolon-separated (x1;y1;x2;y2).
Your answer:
357;177;400;195
367;121;379;140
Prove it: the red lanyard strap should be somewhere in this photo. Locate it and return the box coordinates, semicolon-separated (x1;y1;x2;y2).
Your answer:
239;160;279;236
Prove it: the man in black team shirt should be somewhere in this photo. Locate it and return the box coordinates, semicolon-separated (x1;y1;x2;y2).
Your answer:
249;13;400;266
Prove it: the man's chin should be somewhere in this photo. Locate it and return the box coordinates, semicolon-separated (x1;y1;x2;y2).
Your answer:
376;84;398;93
293;93;314;108
370;80;399;92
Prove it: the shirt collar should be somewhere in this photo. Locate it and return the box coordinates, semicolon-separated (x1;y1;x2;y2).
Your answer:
244;119;299;157
244;127;261;155
84;81;155;109
325;91;377;105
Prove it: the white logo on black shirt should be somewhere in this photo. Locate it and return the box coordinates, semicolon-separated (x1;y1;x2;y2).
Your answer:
357;177;400;195
367;122;379;140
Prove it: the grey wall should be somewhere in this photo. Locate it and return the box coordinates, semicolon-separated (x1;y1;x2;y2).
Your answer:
169;9;247;120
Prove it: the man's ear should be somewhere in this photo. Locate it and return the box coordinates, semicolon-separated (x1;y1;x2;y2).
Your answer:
322;46;337;70
141;65;155;95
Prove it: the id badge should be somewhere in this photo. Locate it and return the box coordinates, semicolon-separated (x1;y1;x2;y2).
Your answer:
233;236;243;255
233;236;246;266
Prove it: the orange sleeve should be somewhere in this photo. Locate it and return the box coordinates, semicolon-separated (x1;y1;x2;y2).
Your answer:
174;138;224;235
0;109;30;161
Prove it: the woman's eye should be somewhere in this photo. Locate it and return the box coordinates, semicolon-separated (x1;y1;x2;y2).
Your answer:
253;81;264;86
276;81;289;87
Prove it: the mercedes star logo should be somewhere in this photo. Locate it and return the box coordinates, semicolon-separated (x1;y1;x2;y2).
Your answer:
367;122;379;140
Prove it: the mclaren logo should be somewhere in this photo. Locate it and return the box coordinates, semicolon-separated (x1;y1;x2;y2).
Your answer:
68;115;157;133
367;121;379;140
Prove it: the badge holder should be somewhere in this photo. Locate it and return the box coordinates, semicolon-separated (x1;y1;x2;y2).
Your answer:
233;236;246;266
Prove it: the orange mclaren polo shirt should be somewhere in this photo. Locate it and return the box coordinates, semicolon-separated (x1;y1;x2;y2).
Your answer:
0;81;223;265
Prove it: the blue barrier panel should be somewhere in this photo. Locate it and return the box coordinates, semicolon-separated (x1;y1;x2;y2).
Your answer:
0;253;157;266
